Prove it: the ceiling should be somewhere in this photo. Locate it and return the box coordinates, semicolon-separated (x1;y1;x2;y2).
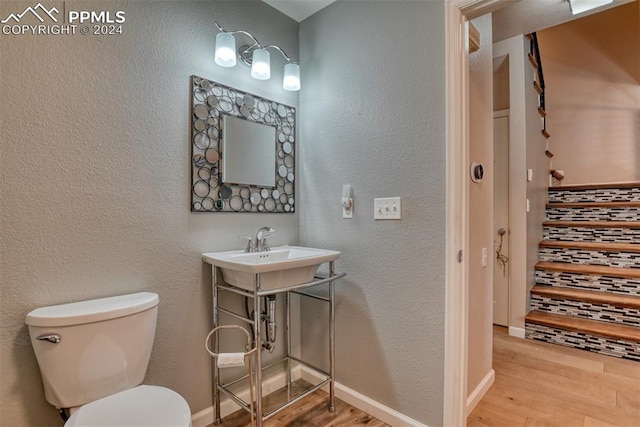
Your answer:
262;0;337;22
493;0;636;42
262;0;636;34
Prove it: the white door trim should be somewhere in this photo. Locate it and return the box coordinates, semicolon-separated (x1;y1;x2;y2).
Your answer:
444;1;511;425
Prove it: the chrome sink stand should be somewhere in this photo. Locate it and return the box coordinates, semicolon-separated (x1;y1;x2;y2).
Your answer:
210;261;346;426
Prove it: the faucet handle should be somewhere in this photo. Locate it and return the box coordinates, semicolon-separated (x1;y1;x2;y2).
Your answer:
239;235;255;253
255;227;274;252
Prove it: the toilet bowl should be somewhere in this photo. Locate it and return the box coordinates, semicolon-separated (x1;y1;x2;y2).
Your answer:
65;385;191;427
26;292;191;427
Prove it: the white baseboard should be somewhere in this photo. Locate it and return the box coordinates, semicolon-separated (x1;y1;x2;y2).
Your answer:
191;366;302;427
301;368;429;427
192;366;429;427
466;369;495;415
508;326;525;338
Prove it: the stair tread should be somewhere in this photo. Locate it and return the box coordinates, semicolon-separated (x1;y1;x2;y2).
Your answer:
547;202;640;208
526;310;640;342
539;240;640;253
550;182;640;191
535;261;640;279
531;284;640;309
534;81;543;95
543;220;640;228
538;107;547;118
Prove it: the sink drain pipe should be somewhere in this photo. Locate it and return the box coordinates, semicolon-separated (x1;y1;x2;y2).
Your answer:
266;296;277;344
245;295;278;352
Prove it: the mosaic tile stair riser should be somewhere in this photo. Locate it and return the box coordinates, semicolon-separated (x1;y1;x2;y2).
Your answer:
526;184;640;360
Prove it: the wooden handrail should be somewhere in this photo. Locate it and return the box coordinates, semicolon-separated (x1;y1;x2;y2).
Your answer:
531;33;545;102
529;32;547;135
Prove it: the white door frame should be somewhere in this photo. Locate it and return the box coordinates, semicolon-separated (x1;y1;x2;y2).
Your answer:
443;0;510;425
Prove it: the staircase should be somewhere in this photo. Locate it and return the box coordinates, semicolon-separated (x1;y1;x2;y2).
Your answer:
525;182;640;361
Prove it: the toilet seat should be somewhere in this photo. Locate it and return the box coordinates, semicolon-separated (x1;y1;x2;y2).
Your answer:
65;385;191;427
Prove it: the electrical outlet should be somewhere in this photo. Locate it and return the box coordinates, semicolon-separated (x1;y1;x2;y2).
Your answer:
374;197;401;220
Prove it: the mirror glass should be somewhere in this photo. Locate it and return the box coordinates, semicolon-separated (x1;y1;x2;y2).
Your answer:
190;76;296;213
221;115;276;187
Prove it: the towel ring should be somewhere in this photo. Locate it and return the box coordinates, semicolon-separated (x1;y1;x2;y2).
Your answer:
205;325;257;358
205;325;257;427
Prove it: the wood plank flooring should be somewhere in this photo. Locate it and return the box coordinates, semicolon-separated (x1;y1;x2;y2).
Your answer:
468;326;640;427
208;380;389;427
210;326;639;426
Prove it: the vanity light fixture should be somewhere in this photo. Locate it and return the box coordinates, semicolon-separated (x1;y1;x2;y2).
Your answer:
567;0;612;15
214;22;300;91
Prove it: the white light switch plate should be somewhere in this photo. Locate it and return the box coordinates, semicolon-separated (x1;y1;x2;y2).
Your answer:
374;197;401;220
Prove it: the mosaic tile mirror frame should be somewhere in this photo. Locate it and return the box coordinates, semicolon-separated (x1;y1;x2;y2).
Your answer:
190;75;296;213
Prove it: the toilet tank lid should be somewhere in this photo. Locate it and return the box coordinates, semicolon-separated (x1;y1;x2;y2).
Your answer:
25;292;159;327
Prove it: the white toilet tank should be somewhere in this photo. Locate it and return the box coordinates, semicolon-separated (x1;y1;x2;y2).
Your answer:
26;292;159;409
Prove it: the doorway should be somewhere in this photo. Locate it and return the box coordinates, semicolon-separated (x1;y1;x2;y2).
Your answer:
493;110;509;327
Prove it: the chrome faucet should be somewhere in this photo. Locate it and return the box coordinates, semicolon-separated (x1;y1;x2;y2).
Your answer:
240;226;275;253
255;227;274;252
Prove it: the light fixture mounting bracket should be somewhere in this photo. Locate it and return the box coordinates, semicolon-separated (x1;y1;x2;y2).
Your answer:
238;45;256;67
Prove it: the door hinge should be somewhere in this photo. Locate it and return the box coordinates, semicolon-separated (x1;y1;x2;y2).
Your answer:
457;250;463;263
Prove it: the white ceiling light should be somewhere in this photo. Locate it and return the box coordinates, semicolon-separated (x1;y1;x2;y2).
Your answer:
568;0;613;15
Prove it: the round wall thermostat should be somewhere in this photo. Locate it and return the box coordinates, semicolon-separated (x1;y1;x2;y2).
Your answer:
471;163;484;183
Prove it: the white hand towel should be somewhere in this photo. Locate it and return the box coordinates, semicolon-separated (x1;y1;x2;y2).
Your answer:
217;352;245;368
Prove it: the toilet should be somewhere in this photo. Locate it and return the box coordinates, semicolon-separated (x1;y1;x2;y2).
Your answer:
26;292;192;427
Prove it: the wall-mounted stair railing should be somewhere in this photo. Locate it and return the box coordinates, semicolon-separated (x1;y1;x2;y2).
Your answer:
527;32;563;185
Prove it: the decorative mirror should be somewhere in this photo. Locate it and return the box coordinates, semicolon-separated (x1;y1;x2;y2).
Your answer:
190;75;296;213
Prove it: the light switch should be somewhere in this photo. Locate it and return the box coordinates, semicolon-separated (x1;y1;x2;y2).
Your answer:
482;248;488;267
374;197;401;220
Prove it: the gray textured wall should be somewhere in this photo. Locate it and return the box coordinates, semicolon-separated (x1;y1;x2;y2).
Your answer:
0;1;298;425
298;1;446;425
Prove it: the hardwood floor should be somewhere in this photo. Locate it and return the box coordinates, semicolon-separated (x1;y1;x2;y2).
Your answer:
209;327;639;427
468;326;640;427
208;380;389;427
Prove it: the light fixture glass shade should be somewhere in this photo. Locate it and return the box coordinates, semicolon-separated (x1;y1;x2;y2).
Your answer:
215;33;236;67
251;49;271;80
568;0;612;15
283;63;301;91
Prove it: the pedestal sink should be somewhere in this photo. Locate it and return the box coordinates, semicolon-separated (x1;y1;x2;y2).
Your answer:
202;246;341;292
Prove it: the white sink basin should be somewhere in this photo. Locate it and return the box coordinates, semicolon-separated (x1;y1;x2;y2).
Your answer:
202;246;341;292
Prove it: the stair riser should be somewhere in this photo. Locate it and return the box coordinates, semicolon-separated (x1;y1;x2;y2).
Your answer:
549;187;640;203
530;294;640;327
539;247;640;269
546;207;640;222
525;323;640;361
543;226;640;243
535;269;640;296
